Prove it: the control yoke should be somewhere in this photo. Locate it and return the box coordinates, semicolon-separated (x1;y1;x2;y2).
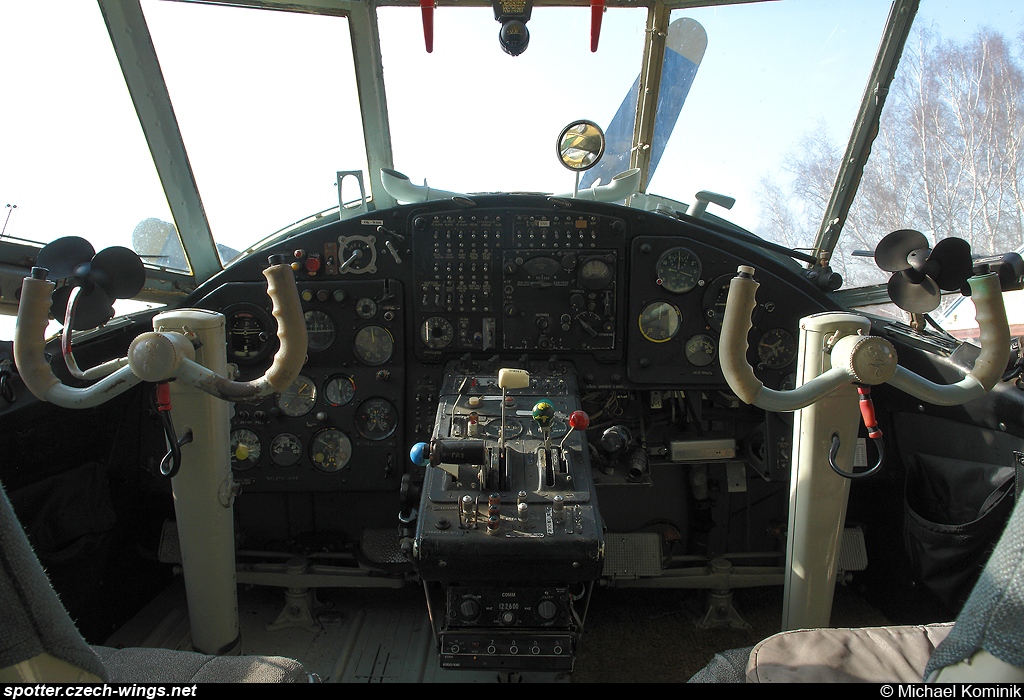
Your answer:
719;265;1010;411
718;263;1010;633
14;254;307;409
12;252;306;656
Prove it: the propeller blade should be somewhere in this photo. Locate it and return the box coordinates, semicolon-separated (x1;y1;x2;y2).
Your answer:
930;237;974;291
875;229;930;272
91;246;146;299
51;284;115;330
35;236;95;280
888;272;941;314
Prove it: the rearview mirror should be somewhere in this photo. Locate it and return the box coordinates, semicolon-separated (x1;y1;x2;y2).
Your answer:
557;120;605;172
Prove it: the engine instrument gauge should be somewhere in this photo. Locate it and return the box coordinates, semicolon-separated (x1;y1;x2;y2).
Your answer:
656;247;701;294
702;274;733;332
304;309;336;352
355;397;398;441
225;305;272;363
579;256;614;290
685;334;718;367
757;328;798;369
309;428;353;472
353;325;394;365
483;417;524;440
421;316;454;349
276;374;317;417
547;418;569;439
270;433;302;467
324;375;356;407
230;428;261;471
638;301;682;342
355;297;377;319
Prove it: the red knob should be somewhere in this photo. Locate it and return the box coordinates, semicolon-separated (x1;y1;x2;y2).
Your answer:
568;410;590;431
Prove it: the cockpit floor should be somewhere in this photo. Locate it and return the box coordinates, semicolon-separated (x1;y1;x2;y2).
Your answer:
103;579;892;683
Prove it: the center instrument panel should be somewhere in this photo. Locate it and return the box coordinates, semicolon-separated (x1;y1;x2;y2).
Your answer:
187;194;836;672
190;195;833;497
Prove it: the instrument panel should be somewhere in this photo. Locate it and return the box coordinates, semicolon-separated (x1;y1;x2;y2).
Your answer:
198;278;406;493
190;195;835;494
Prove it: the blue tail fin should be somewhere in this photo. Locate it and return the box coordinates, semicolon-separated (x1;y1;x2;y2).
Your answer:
580;17;706;192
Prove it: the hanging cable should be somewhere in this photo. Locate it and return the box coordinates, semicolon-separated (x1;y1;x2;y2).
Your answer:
0;358;16;404
156;382;192;478
828;386;885;479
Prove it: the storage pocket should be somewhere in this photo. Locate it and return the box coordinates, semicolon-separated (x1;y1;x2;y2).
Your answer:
903;454;1016;612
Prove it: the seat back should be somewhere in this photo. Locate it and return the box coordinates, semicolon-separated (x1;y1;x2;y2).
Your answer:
0;479;308;683
924;486;1024;681
0;479;108;681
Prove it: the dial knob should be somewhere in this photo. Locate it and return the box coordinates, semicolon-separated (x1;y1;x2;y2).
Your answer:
537;599;558;620
459;598;481;620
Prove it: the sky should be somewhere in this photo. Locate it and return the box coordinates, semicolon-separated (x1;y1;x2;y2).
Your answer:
1;0;1022;341
0;0;890;254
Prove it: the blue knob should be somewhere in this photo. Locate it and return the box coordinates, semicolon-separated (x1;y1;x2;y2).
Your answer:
409;441;430;467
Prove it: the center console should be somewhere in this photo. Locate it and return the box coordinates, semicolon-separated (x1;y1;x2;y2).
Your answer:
408;359;604;671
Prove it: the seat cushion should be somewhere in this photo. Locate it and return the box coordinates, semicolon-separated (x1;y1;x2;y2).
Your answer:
746;623;954;683
93;647;308;683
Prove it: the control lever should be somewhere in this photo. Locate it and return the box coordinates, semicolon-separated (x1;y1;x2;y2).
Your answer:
719;263;1009;631
686;190;735;219
532;400;555;449
497;368;530;451
559;409;590;450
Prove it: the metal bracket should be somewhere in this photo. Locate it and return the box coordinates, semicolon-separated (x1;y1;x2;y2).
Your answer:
337;170;374;219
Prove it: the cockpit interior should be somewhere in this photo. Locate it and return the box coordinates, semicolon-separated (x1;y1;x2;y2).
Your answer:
3;0;1024;685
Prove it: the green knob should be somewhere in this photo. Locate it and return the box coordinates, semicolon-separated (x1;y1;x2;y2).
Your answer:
532;401;555;428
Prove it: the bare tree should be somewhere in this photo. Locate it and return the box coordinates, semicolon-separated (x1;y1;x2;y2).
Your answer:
756;27;1024;290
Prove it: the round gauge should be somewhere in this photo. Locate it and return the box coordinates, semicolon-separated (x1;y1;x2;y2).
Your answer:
309;428;353;472
548;419;569;439
355;297;377;319
421;317;454;349
353;325;394;366
702;274;733;332
685;334;718;367
324;375;356;407
483;417;524;440
579;257;614;290
270;433;302;467
638;301;682;342
355;397;398;441
758;328;798;369
656;247;702;294
230;428;261;471
304;309;336;352
225;306;272;363
276;374;317;417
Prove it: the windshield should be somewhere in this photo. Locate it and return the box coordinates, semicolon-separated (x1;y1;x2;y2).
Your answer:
1;0;1022;308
